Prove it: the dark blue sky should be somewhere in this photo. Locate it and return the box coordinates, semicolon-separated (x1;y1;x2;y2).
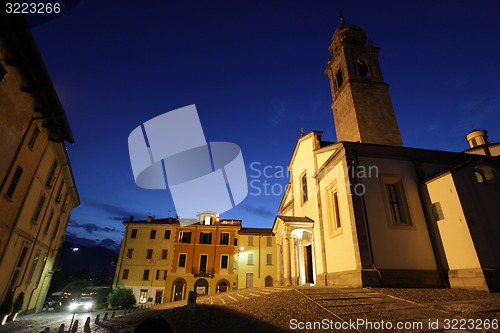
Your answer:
29;0;500;248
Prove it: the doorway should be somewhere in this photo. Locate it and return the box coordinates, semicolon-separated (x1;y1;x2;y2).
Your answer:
173;279;185;301
305;245;314;284
200;255;208;273
155;290;163;304
246;273;254;288
265;275;273;287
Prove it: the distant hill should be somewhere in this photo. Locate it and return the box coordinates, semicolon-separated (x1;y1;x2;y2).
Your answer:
59;241;118;277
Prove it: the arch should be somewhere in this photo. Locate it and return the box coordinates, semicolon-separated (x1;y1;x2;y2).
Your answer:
216;279;230;293
172;278;186;302
265;275;273;287
194;278;209;295
355;58;370;77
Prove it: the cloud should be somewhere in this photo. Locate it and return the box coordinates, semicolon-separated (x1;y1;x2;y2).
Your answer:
68;219;121;234
83;198;144;220
242;205;276;218
65;232;121;252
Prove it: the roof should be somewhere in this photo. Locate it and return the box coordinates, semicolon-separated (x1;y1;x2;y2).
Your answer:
123;217;179;225
276;216;314;223
239;227;274;236
1;12;75;143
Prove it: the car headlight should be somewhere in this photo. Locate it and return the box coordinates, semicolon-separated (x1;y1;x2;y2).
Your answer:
69;302;77;311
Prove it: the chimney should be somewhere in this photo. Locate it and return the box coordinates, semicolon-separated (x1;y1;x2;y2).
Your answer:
466;130;489;148
129;216;134;221
147;216;153;222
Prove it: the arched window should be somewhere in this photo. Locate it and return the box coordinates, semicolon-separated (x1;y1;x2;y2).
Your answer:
475;170;486;184
356;59;370;77
336;68;344;89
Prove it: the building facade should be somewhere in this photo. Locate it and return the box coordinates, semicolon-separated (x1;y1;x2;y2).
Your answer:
113;217;177;305
237;228;277;289
165;211;241;302
0;14;79;312
273;19;500;292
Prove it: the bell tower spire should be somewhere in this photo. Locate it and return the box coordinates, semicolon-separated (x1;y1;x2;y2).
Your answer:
325;19;403;146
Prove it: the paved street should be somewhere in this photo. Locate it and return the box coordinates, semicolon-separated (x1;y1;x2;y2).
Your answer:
2;287;499;332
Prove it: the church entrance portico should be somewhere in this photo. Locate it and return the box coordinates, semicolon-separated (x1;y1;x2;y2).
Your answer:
273;216;315;286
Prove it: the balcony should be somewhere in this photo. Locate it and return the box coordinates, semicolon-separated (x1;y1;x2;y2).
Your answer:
192;267;215;278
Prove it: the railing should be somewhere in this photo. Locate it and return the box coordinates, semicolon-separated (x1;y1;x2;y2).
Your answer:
191;267;215;278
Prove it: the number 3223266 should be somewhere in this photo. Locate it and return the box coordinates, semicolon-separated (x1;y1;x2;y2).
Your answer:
6;2;61;14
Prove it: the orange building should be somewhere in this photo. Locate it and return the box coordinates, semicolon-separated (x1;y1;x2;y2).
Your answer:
165;211;240;301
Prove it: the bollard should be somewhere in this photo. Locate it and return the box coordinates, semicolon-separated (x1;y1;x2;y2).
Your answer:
187;290;197;311
103;312;108;320
58;324;64;333
71;319;78;333
95;314;100;323
84;316;91;333
111;310;115;318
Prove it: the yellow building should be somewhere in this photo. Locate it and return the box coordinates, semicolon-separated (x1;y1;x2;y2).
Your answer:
0;14;79;312
273;19;500;292
165;211;240;302
237;228;276;288
113;216;177;304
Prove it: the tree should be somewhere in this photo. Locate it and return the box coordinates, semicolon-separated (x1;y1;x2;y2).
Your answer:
63;279;92;295
109;288;136;309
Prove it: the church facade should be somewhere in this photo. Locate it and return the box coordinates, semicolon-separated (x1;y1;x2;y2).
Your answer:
273;20;500;292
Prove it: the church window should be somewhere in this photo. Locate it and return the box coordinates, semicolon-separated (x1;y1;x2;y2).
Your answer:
383;178;412;226
301;173;308;203
335;68;344;89
356;58;370;77
327;185;342;237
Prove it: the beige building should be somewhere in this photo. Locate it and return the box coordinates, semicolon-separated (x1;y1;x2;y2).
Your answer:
237;228;276;288
0;14;79;312
274;19;499;292
113;217;177;304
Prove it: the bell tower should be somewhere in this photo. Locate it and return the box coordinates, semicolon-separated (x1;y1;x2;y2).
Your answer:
325;18;403;146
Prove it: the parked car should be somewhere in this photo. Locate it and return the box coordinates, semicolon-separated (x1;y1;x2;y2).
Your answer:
68;297;96;312
43;298;61;311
